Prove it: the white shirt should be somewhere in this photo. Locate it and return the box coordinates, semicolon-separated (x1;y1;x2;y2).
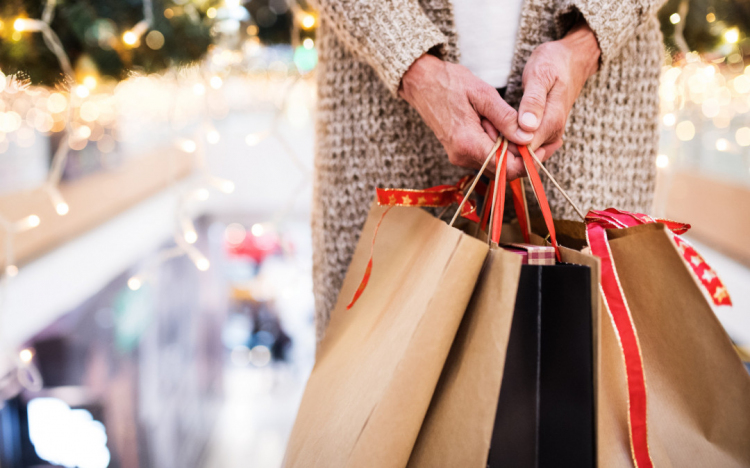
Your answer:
452;0;524;88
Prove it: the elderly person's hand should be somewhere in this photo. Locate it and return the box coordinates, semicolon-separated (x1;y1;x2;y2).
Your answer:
400;54;533;170
508;18;600;178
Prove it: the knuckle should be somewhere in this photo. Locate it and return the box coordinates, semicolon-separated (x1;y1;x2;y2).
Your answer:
533;63;558;87
493;103;517;127
522;92;546;110
454;138;473;159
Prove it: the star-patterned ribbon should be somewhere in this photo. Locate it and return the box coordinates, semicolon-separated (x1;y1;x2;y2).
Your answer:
375;175;480;223
586;208;731;306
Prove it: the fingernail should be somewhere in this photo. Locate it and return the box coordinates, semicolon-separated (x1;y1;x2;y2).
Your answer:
521;112;538;128
515;129;533;141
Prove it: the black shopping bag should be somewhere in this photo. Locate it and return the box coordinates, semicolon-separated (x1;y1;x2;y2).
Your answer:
488;263;595;468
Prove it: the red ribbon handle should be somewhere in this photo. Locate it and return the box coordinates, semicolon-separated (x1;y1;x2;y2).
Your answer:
488;146;560;261
517;146;561;261
509;178;531;243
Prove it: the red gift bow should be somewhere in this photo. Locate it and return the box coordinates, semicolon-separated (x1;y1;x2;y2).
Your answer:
346;175;483;310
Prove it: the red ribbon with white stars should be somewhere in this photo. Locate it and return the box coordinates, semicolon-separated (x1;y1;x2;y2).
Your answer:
375;175;480;223
586;208;730;307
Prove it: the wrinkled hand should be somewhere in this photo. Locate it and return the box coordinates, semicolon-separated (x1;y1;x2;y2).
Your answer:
506;19;601;179
399;54;532;170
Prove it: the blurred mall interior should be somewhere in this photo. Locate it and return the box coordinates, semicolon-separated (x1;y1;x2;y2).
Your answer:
0;0;748;467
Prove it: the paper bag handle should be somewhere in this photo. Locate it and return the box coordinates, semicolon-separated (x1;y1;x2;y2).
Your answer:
448;137;507;227
484;145;566;262
517;147;586;222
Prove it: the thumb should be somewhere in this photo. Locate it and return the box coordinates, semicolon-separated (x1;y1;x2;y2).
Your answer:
518;73;554;133
469;83;533;146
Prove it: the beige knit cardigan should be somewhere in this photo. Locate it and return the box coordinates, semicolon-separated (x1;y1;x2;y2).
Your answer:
311;0;665;342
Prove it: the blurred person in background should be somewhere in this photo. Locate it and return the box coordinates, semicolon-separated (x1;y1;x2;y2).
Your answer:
311;0;666;342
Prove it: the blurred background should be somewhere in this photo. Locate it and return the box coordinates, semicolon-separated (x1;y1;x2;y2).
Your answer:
0;0;747;467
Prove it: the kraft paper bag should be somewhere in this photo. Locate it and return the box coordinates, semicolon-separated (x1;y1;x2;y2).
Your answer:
598;223;750;467
284;203;488;468
497;143;749;466
407;246;522;467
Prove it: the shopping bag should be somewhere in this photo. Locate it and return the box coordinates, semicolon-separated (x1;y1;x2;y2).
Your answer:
283;141;503;467
592;217;750;467
408;141;597;467
518;146;750;467
488;262;595;467
407;245;522;467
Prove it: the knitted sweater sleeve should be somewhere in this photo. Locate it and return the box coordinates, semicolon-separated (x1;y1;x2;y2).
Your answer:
313;0;448;96
554;0;667;65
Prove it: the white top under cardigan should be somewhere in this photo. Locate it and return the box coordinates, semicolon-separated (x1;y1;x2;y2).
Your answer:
452;0;524;88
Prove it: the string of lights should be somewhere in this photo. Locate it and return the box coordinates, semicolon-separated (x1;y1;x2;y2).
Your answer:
125;0;317;289
656;13;749;175
0;0;88;398
0;0;318;400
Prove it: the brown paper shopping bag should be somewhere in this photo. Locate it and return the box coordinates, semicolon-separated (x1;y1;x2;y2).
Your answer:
407;246;522;467
284;186;491;466
596;222;750;467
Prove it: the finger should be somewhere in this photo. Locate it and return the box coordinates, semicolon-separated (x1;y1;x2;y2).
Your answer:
518;67;556;133
537;139;563;162
469;83;533;145
506;153;526;181
507;146;548;181
506;140;562;181
453;125;498;171
529;86;567;150
476;132;498;171
508;148;545;181
481;119;500;140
